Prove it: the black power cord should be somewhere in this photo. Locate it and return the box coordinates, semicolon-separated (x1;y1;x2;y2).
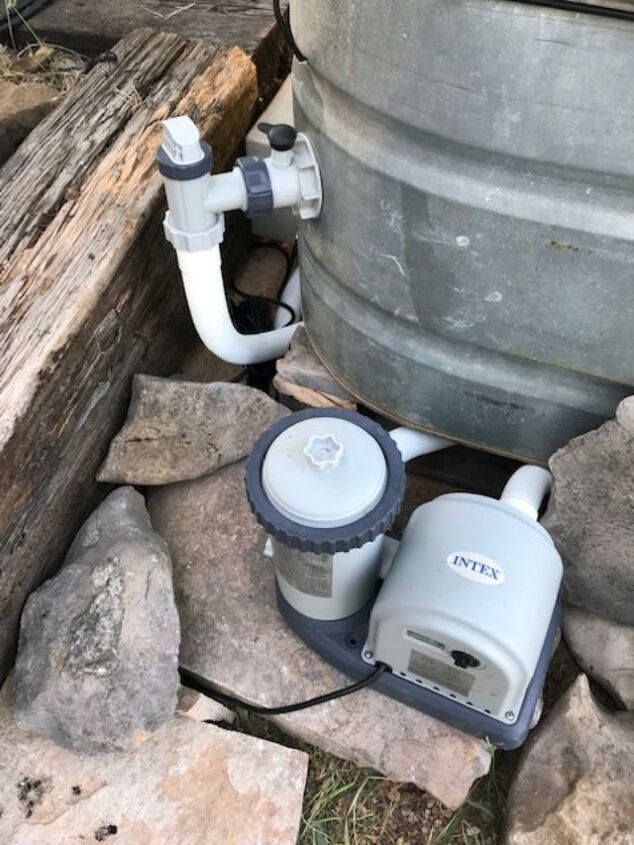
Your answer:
180;662;387;716
273;0;307;63
229;241;297;390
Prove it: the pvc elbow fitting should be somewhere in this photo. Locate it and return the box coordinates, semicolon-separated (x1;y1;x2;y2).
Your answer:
389;427;454;462
177;247;300;366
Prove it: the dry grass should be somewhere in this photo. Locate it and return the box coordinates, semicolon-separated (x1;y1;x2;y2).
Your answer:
0;41;85;93
233;710;511;845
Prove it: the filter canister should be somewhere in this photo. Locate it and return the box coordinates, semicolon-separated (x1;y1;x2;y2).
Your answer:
246;409;405;619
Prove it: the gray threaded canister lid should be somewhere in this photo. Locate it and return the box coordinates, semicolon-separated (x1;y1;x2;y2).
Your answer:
245;409;405;554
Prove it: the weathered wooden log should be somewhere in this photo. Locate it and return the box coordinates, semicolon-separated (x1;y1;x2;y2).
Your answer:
274;326;357;410
0;29;260;681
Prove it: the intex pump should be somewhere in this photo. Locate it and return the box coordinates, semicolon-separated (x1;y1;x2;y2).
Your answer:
246;409;562;749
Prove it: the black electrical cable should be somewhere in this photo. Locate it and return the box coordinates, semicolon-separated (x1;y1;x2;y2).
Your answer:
273;0;307;63
180;662;388;716
227;241;297;389
0;0;52;38
231;280;296;329
513;0;634;21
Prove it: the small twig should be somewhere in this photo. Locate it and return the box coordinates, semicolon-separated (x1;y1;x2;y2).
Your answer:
18;40;88;62
163;1;195;19
141;1;195;20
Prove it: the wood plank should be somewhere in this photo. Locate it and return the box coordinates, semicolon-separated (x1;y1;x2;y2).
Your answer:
274;326;357;409
0;29;259;681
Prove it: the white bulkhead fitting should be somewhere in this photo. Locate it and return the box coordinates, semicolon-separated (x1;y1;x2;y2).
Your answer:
157;116;322;366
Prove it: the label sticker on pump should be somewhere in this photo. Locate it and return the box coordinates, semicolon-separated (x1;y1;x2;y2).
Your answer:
446;551;505;586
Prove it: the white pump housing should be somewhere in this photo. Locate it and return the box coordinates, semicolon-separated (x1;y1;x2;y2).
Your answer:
363;481;562;725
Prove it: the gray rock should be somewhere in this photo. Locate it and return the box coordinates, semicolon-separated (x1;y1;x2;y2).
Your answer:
504;674;634;845
15;487;180;753
562;606;634;710
544;397;634;625
97;375;288;486
148;461;491;810
0;676;307;845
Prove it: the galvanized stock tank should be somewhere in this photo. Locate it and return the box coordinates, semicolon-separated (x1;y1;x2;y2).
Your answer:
291;0;634;462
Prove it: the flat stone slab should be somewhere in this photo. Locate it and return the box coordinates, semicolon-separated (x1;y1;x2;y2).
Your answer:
504;675;634;845
98;377;288;486
148;461;491;810
0;676;307;845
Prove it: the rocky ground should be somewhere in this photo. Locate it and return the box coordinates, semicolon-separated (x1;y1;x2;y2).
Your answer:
4;369;632;843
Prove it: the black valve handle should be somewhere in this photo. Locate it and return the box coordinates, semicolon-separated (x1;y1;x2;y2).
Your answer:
258;122;298;152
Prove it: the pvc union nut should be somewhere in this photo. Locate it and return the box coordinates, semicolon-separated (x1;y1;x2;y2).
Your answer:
245;409;406;555
236;156;274;218
162;212;225;252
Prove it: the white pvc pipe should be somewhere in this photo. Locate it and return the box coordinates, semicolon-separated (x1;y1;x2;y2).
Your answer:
500;465;552;521
204;169;248;215
389;426;454;462
264;158;301;208
177;247;300;365
274;266;302;328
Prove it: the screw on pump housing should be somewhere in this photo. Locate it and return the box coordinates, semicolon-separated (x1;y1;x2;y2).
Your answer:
258;122;298;152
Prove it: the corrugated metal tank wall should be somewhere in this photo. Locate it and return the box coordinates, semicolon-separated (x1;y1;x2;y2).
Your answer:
292;0;634;462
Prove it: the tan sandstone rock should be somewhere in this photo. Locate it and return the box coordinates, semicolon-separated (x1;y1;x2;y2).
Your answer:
563;606;634;710
544;396;634;625
0;80;58;164
97;377;288;485
148;460;491;809
0;676;307;845
504;674;634;845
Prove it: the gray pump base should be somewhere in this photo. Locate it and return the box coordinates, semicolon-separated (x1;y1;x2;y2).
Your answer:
277;582;561;750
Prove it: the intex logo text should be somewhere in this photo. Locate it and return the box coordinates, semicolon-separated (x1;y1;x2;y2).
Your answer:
446;551;505;586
